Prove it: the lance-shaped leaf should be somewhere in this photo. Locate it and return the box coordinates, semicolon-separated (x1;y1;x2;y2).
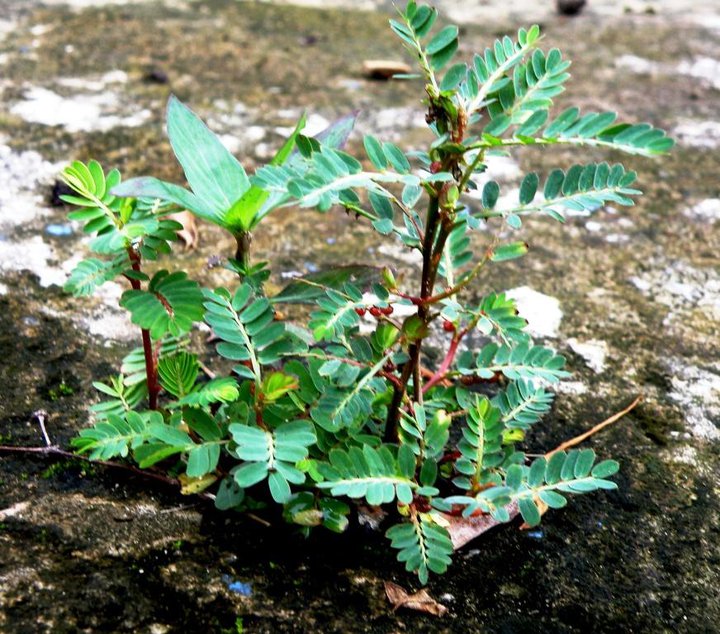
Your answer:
224;113;307;232
165;95;249;219
120;270;205;340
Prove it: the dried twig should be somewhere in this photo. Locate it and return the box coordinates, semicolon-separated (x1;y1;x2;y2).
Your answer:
545;395;642;458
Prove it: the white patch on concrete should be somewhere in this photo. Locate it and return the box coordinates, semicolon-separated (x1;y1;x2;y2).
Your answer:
690;13;720;31
0;236;65;287
485;156;522;183
0;144;60;230
303;113;331;137
616;54;660;75
669;445;698;466
0;282;7;295
615;54;720;91
0;19;15;44
683;198;720;222
0;501;29;520
673;119;720;149
567;338;608;373
506;286;562;339
585;221;603;233
605;233;630;244
631;260;720;321
376;242;423;266
79;312;137;343
554;380;588;396
56;70;128;91
30;24;53;37
71;280;138;342
41;0;188;6
677;56;720;90
667;359;720;441
11;86;151;133
356;107;427;140
218;134;242;154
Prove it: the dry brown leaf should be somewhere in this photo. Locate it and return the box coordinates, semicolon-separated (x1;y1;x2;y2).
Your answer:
384;581;447;617
443;501;520;550
167;210;199;249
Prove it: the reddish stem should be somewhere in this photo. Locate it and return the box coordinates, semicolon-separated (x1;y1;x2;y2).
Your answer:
126;248;159;410
423;333;463;394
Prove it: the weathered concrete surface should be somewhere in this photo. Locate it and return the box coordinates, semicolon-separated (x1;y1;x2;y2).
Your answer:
0;0;719;632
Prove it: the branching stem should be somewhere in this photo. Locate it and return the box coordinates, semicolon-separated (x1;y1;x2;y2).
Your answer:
126;247;159;410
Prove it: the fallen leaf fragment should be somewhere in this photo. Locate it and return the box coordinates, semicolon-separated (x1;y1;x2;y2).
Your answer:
443;501;520;550
362;60;412;80
167;210;198;249
384;581;447;617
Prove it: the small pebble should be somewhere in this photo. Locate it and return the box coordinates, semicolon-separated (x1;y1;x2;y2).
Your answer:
221;575;252;596
143;68;169;84
526;530;544;539
557;0;586;15
45;223;74;237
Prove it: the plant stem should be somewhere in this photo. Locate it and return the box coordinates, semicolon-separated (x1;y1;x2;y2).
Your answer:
422;334;462;394
234;231;252;274
126;247;159;410
385;195;440;439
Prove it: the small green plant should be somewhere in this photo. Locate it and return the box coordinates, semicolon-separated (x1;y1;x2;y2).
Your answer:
60;2;671;585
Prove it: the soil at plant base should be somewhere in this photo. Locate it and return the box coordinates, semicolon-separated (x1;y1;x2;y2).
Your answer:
1;0;719;632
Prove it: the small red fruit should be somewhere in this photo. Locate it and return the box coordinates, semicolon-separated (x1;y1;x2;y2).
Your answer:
443;320;455;332
381;305;394;316
369;306;382;318
355;307;366;317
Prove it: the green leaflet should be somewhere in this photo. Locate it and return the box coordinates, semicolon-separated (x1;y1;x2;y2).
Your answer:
484;48;571;133
453;396;506;490
492;379;554;429
203;284;306;387
120;270;205;340
316;444;417;505
457;342;570;383
386;513;453;584
64;257;127;297
229;420;316;503
71;410;161;461
157;351;199;399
